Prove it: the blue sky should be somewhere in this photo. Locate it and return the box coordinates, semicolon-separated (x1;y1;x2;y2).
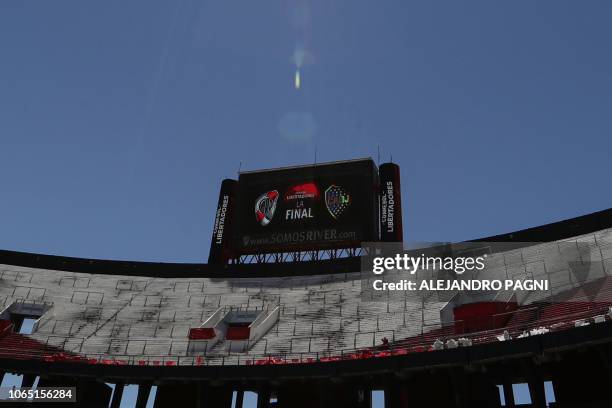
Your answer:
1;0;611;263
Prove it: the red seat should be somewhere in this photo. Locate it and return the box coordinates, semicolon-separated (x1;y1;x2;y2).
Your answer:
226;326;250;340
0;320;13;337
188;327;216;340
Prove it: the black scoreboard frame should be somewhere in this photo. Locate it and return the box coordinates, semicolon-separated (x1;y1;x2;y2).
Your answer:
208;158;403;264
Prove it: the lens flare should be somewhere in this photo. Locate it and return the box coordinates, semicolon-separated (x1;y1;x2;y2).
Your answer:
292;47;313;68
294;70;301;90
293;48;306;68
278;112;317;142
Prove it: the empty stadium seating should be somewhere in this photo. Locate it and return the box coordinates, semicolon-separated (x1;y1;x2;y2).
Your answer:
0;227;610;368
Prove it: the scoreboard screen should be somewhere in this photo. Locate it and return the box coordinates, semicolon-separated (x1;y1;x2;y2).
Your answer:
233;159;378;253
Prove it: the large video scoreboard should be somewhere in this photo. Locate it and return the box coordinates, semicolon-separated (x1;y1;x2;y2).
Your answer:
208;158;402;263
234;158;378;254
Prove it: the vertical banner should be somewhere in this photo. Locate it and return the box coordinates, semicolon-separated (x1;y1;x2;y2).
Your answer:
379;163;403;242
208;179;237;264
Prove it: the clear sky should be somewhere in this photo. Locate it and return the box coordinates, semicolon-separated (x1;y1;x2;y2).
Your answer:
1;0;611;263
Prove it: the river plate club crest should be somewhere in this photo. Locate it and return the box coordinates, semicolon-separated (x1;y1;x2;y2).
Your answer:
255;190;279;226
325;185;351;219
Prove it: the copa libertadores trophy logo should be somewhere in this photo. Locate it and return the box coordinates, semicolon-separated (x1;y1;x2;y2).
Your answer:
255;190;279;226
325;185;351;219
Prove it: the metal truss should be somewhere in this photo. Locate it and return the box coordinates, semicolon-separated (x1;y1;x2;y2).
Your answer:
231;247;367;264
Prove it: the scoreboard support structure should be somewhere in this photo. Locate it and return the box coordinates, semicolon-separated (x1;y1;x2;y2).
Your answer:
233;247;366;264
